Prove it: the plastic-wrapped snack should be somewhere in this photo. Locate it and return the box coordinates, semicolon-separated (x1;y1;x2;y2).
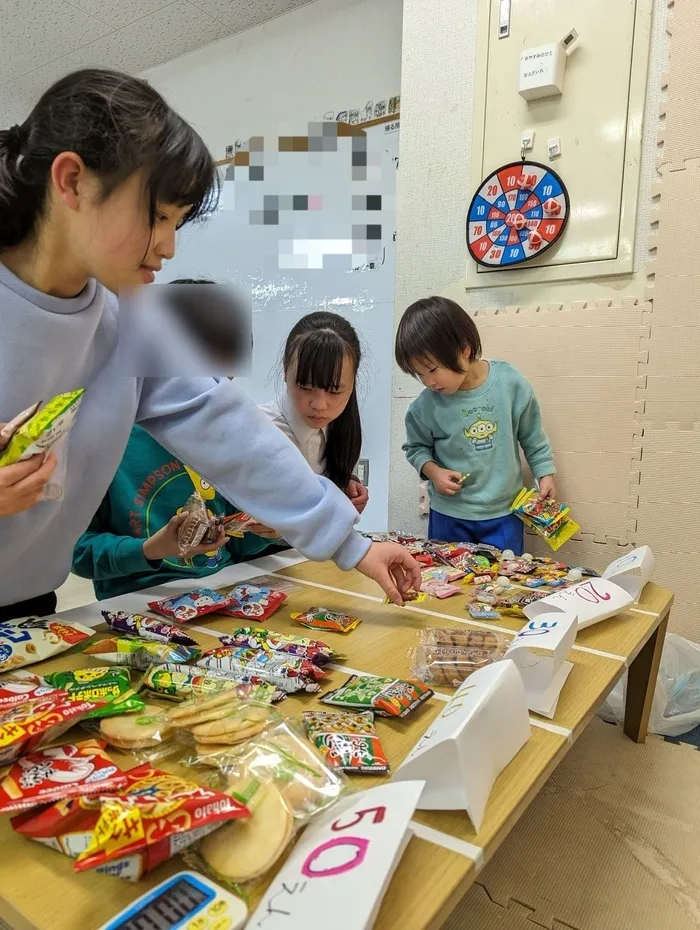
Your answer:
218;628;340;666
304;710;389;774
141;663;283;703
177;491;214;554
492;589;548;617
467;602;501;620
148;589;234;623
0;692;103;766
321;675;433;718
220;512;256;538
186;703;282;761
197;646;326;694
0;739;128;814
499;558;537;576
167;688;278;732
0;672;63;707
291;607;361;634
383;590;426;605
187;721;344;888
12;763;250;881
216;584;287;622
83;636;200;670
44;666;145;719
421;566;466;584
0;390;84;467
421;579;462;599
410;628;508;687
101;610;197;646
99;702;171;752
0;616;93;674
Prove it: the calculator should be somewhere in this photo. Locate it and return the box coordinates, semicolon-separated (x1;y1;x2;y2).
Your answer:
97;871;248;930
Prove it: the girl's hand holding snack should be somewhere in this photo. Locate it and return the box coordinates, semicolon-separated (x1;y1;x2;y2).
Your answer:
142;513;227;561
0;450;57;517
345;478;368;514
423;462;464;496
538;475;557;500
357;542;422;607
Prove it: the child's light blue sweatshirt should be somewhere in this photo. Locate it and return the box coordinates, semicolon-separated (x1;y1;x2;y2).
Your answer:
403;360;555;520
0;263;369;607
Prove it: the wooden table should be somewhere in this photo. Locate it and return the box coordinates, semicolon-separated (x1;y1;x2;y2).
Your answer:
0;552;673;930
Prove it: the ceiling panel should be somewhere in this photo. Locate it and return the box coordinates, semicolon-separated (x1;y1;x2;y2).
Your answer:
188;0;315;30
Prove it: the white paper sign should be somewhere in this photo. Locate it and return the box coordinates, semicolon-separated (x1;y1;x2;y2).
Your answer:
393;662;530;831
247;781;424;930
506;615;576;718
602;546;655;600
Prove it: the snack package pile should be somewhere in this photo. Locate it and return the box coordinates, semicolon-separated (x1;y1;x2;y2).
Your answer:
99;702;172;753
141;664;283;704
304;710;390;774
148;589;234;623
321;675;433;718
83;636;200;669
0;616;93;674
101;610;198;647
409;628;509;687
218;628;339;666
186;721;344;890
291;607;361;634
0;688;103;765
511;487;580;551
45;666;145;719
0;739;128;814
216;584;287;622
12;763;250;881
197;646;327;694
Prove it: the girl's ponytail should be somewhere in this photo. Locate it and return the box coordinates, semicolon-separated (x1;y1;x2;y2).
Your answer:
0;122;43;249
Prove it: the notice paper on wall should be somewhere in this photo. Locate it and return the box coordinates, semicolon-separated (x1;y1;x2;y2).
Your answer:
523;546;655;631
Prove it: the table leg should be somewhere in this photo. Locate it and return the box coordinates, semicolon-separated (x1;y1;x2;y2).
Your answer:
623;613;669;743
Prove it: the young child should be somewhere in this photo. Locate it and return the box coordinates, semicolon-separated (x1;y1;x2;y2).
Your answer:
260;312;369;516
395;296;556;553
0;68;421;619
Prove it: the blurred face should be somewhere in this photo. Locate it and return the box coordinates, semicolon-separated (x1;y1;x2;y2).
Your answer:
287;353;355;430
411;350;471;395
50;159;190;294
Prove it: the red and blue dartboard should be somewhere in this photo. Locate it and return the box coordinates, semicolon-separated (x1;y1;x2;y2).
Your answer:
466;161;569;268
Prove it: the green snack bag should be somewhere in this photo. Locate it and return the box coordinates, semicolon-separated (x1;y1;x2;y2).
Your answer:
0;390;85;467
44;666;145;719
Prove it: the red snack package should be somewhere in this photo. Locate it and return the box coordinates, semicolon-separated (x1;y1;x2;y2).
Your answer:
0;692;103;766
216;584;287;622
148;588;235;623
12;763;250;881
291;607;361;634
0;739;127;814
0;673;64;708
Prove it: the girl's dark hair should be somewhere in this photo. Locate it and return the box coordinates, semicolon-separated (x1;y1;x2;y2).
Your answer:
0;68;218;249
395;296;482;376
284;312;362;491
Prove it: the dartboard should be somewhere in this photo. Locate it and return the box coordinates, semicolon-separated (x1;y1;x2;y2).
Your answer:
466;161;569;268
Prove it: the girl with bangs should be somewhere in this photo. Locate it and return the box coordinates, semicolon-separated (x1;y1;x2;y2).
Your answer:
0;69;420;620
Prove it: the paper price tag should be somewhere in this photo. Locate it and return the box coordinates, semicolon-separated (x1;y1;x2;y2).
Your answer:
248;782;424;930
506;615;576;718
394;662;530;831
602;546;655;600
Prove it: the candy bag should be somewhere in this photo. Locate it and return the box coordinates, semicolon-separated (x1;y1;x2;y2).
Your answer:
217;584;287;622
304;710;390;774
0;739;127;814
410;628;508;687
44;666;145;719
218;628;339;666
148;589;234;623
101;610;197;646
197;646;326;694
291;607;361;634
83;636;200;670
12;763;250;881
421;580;462;599
0;616;93;674
0;692;103;766
321;675;433;718
141;663;283;704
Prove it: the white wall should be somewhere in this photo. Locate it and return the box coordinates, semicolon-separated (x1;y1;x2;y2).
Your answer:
141;0;403;159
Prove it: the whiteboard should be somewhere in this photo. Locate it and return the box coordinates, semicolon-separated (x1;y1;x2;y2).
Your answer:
165;120;400;530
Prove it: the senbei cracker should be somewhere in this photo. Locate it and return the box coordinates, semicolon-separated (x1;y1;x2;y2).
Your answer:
0;616;93;674
321;675;433;718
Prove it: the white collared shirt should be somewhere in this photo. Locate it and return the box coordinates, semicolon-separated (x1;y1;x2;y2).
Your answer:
259;390;328;475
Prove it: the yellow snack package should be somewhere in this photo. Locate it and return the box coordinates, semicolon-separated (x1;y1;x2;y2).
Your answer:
0;390;85;467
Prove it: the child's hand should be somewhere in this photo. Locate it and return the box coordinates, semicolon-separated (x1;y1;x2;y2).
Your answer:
538;475;557;500
430;467;465;496
345;479;369;514
143;513;227;562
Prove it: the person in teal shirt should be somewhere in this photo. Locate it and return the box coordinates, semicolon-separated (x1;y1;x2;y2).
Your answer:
395;296;557;554
72;423;275;599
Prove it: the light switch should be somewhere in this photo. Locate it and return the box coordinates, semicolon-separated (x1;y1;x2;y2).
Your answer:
355;459;370;487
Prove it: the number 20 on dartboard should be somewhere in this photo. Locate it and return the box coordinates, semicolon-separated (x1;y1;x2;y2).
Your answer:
301;806;385;878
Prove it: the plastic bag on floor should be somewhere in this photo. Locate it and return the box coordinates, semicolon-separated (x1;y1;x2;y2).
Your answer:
598;633;700;737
